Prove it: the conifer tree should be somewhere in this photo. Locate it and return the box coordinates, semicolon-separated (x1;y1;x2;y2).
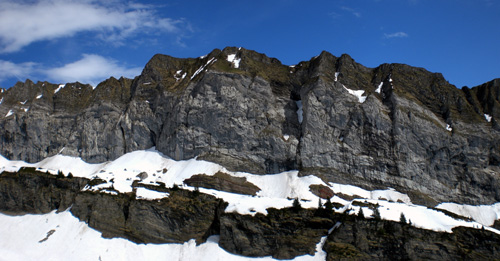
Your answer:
399;212;407;224
358;208;365;219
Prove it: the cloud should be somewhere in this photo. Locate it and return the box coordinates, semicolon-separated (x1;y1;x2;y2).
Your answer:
44;54;142;86
384;32;409;38
341;6;361;18
0;0;187;53
0;60;36;82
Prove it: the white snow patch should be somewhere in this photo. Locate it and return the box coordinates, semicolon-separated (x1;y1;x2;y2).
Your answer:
342;200;500;234
0;210;327;261
446;124;452;132
36;94;43;99
334;72;340;82
343;86;367;103
174;70;188;81
329;183;412;204
54;84;65;94
143;82;151;85
0;97;3;104
136;187;169;200
226;54;241;68
191;57;217;80
376;82;383;93
283;134;290;141
436;202;500;226
5;109;13;117
22;107;28;112
296;100;303;124
484;114;492;122
20;100;27;105
0;89;3;93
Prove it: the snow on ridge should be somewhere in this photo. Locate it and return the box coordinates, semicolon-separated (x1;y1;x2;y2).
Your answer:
174;70;188;81
436;202;500;226
1;148;499;234
343;86;367;103
446;124;452;132
226;54;241;68
5;109;13;117
20;100;27;105
191;57;217;80
36;94;43;99
484;114;492;122
375;82;383;93
0;97;3;104
54;84;65;94
136;187;169;200
334;72;339;82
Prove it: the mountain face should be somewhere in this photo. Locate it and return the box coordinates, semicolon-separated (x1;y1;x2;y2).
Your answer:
0;47;499;207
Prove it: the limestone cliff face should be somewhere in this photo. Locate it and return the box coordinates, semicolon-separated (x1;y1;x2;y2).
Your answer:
0;47;499;205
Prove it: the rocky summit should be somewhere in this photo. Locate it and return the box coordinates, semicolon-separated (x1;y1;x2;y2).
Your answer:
1;47;499;207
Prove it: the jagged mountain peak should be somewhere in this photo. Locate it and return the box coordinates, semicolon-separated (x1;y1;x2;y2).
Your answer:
0;47;499;207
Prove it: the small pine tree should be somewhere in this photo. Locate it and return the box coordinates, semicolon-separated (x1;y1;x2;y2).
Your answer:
399;212;407;224
408;219;412;226
57;170;64;178
292;198;302;211
372;207;381;221
317;198;323;210
324;198;333;212
172;184;180;191
67;172;73;178
358;208;365;219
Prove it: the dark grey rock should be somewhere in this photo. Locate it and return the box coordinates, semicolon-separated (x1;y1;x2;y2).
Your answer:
0;47;499;205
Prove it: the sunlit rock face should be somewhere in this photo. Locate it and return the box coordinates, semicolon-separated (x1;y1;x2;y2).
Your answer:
0;47;499;205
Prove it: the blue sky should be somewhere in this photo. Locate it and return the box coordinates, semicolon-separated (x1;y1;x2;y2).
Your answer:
0;0;498;89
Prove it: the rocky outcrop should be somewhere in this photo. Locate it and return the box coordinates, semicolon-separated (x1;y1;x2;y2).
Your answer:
220;208;334;259
183;172;261;195
0;47;499;205
1;170;500;260
325;215;500;260
0;169;226;244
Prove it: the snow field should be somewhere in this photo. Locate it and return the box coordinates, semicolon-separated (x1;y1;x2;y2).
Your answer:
0;210;327;261
1;148;499;234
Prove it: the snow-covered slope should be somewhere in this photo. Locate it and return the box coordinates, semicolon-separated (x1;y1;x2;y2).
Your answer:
1;148;500;260
0;210;327;261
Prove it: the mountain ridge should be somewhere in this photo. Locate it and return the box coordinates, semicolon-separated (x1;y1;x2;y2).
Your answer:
0;47;499;206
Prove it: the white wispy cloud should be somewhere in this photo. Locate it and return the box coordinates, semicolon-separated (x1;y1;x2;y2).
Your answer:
0;60;36;82
384;32;409;38
0;0;186;53
341;6;361;18
44;54;142;86
0;55;141;87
